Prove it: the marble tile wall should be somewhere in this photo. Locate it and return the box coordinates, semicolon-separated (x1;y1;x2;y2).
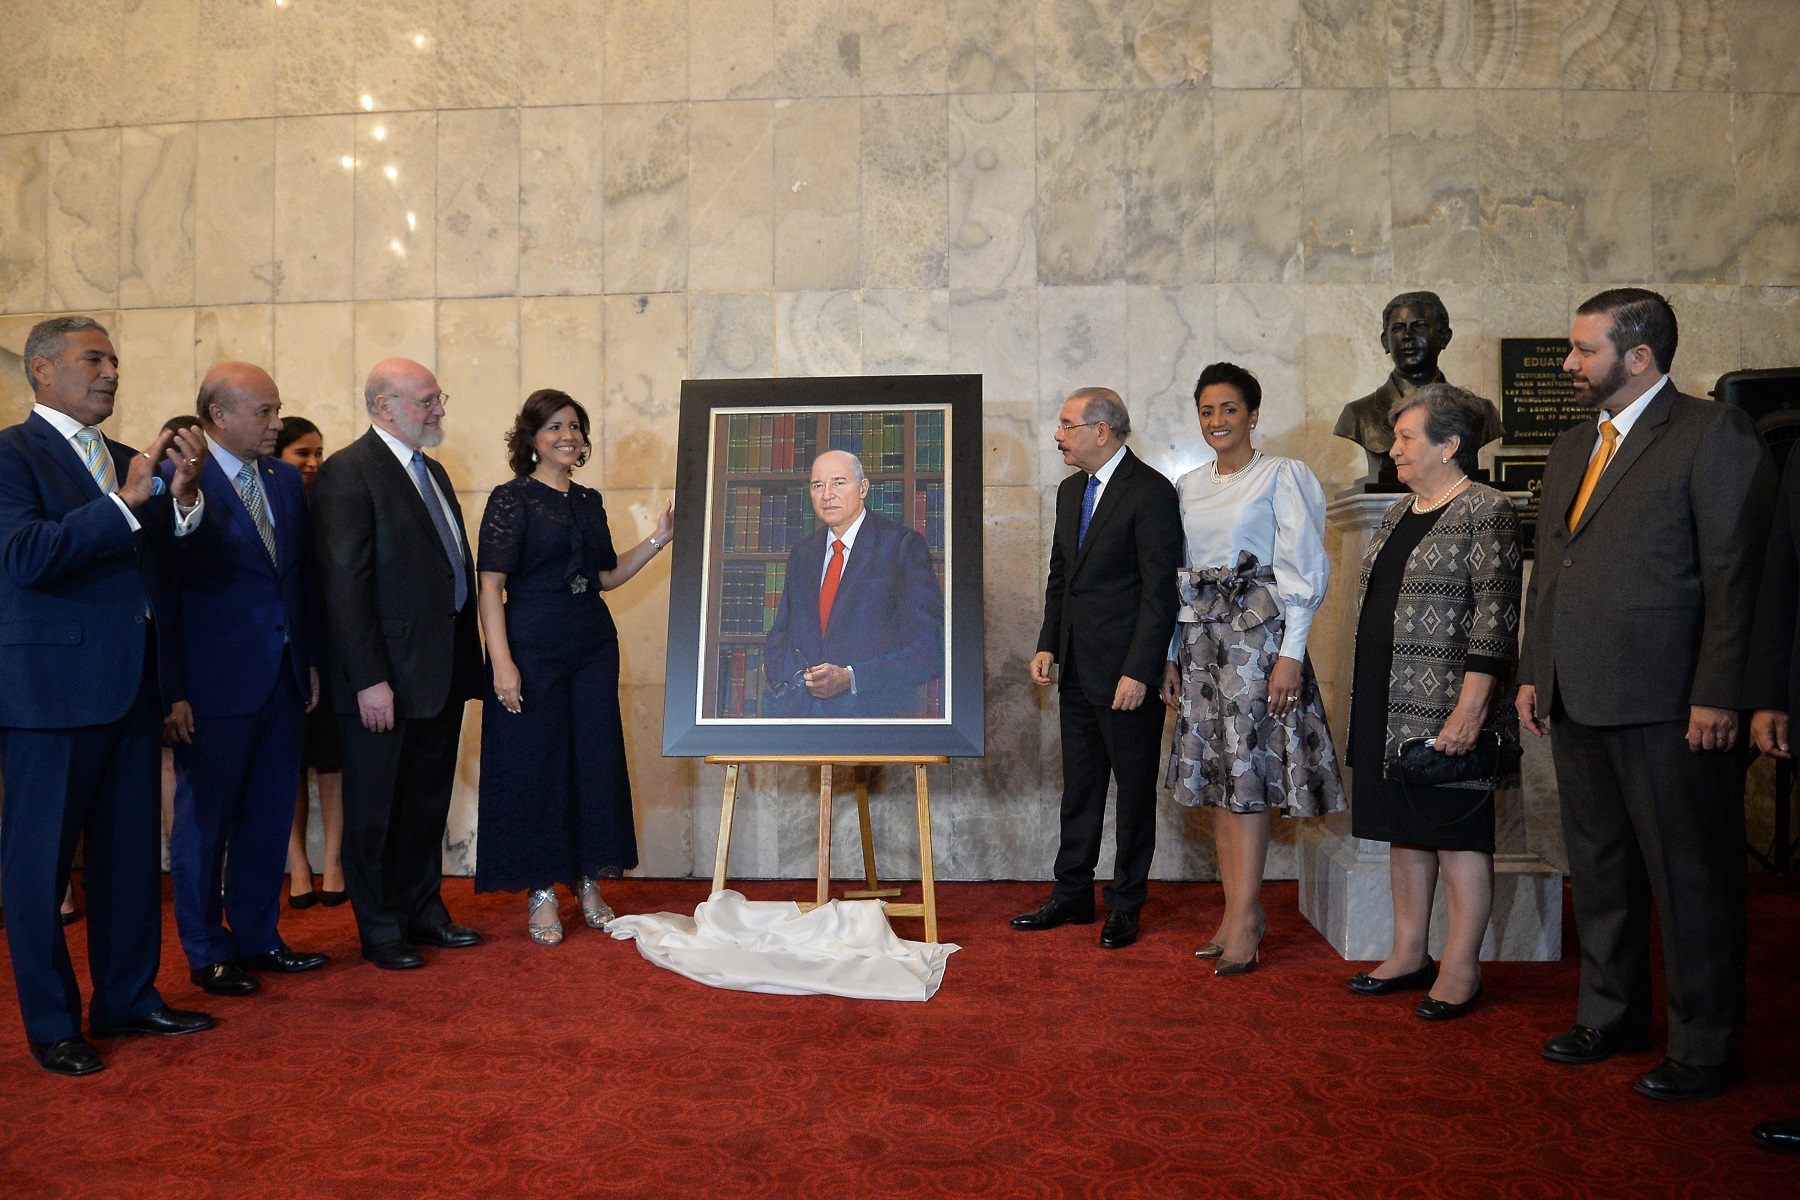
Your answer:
2;0;1797;882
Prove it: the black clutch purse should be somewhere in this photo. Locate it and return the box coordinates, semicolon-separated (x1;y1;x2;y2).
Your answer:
1389;729;1521;786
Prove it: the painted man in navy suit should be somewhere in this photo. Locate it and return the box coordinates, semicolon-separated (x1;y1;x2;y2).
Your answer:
761;450;944;718
160;363;329;998
0;316;216;1076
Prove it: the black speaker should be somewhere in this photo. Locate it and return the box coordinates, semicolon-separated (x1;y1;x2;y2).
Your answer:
1712;367;1800;477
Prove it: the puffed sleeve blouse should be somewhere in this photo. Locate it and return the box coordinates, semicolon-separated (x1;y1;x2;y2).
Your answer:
1172;454;1331;661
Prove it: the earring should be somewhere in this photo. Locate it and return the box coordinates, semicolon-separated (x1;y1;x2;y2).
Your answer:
532;450;540;463
1441;455;1448;463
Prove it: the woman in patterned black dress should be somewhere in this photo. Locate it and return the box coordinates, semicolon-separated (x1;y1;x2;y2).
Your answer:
474;390;673;945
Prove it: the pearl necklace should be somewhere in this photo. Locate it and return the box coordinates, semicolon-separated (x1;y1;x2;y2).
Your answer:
1412;474;1470;513
1210;449;1262;486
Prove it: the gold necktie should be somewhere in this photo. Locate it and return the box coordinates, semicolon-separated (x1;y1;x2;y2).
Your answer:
1567;419;1618;531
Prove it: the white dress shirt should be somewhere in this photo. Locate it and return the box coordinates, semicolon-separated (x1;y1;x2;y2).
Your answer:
817;508;867;585
206;434;276;529
1589;374;1669;463
32;404;203;535
371;424;463;554
1087;443;1128;508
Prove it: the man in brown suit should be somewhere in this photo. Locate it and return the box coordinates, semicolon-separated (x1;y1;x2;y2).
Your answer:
1517;289;1776;1101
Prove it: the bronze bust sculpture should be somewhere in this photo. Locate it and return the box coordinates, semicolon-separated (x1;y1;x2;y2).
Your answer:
1336;291;1504;488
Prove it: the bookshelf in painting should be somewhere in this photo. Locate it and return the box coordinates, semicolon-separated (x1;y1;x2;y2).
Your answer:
706;408;947;718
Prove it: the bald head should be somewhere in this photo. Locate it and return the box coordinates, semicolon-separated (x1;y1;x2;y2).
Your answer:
199;362;284;461
365;357;445;450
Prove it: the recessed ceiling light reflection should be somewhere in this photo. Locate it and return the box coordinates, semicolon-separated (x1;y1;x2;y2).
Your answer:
406;212;417;231
340;155;355;170
373;126;387;142
384;164;399;182
360;94;375;111
390;239;406;255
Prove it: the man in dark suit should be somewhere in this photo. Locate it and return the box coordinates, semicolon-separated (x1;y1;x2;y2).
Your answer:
1517;289;1776;1102
1017;387;1181;950
160;363;329;997
0;316;216;1075
761;450;944;718
1748;451;1800;1150
311;358;484;970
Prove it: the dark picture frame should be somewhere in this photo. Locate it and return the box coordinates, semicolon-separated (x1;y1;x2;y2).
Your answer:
661;375;985;758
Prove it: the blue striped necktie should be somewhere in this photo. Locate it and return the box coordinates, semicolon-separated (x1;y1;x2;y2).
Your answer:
411;451;469;611
1078;473;1100;546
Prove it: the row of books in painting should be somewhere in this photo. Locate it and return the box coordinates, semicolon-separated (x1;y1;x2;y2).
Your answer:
911;412;945;472
716;645;768;718
718;561;786;635
825;412;909;474
725;413;820;473
723;483;816;552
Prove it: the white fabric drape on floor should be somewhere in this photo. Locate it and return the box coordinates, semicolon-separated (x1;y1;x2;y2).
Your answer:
605;890;959;1002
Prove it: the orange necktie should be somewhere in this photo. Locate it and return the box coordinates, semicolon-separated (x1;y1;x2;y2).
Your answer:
818;540;845;635
1567;419;1618;531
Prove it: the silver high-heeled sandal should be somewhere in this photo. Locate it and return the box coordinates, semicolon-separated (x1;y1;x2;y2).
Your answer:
527;887;563;945
575;877;614;928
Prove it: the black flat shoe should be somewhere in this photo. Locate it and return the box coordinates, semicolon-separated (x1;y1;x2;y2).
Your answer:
28;1036;104;1076
1633;1058;1740;1102
1415;983;1482;1021
1752;1115;1800;1154
406;922;482;949
1099;910;1139;950
287;891;317;910
1347;959;1436;996
189;962;259;996
238;945;328;974
60;908;81;926
318;890;347;907
91;1005;215;1038
1541;1024;1652;1065
362;941;426;970
1009;897;1096;931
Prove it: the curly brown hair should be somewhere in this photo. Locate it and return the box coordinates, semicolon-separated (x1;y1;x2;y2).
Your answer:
506;389;592;476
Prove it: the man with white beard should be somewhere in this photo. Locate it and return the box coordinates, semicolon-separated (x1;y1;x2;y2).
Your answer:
310;359;485;970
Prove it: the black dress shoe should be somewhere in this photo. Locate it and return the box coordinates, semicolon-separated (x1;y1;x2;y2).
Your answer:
91;1005;215;1038
1634;1058;1741;1102
1347;959;1437;996
1541;1024;1652;1065
1415;983;1482;1021
1099;910;1139;949
287;890;317;910
237;945;328;974
189;962;259;996
28;1036;103;1076
363;940;426;970
60;907;81;926
1752;1115;1800;1154
318;890;347;907
406;921;483;949
1009;897;1096;931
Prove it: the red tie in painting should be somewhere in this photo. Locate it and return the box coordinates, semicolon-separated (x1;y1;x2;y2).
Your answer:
818;539;845;635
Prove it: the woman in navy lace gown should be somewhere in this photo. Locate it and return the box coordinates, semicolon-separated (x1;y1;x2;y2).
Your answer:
475;390;673;945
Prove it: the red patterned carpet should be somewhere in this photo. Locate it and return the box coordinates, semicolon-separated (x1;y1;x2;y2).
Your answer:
2;876;1797;1199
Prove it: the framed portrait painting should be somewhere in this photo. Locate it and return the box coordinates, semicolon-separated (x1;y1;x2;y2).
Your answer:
661;375;984;758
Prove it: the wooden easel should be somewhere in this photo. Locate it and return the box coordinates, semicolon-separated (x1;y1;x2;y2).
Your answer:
705;755;946;943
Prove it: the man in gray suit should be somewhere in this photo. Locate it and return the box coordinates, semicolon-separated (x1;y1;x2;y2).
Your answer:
1517;289;1776;1102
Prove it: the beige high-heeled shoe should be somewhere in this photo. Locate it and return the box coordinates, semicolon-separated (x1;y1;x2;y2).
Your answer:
527;887;563;946
575;877;614;928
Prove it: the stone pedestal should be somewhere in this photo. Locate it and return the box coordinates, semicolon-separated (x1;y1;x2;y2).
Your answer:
1296;492;1563;962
